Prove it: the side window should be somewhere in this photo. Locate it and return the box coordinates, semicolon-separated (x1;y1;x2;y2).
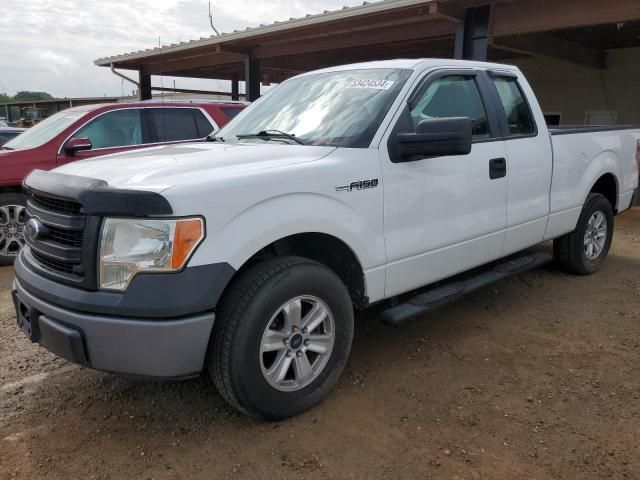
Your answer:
73;109;142;149
147;108;202;143
411;75;490;140
492;77;535;135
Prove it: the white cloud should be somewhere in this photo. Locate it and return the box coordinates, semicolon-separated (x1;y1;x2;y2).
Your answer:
0;0;365;98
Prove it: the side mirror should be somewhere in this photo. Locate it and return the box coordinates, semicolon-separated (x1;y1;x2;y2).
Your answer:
63;137;92;155
396;117;472;161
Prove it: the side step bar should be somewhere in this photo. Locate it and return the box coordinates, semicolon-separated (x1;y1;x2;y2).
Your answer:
382;252;553;325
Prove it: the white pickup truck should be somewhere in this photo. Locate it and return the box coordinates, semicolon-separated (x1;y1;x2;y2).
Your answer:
11;59;640;419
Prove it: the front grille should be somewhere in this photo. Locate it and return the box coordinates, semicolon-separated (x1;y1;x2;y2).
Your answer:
24;191;94;286
32;193;82;215
31;249;76;275
48;225;83;248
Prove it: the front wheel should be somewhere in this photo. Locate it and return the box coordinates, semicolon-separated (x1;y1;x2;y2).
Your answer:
208;256;354;420
0;193;27;266
553;193;614;275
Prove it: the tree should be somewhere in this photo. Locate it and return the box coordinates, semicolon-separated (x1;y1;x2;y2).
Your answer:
0;93;11;104
12;91;55;102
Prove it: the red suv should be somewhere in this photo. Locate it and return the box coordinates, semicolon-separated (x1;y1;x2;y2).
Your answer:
0;100;245;264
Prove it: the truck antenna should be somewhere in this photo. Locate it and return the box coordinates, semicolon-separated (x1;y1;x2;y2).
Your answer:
209;2;220;36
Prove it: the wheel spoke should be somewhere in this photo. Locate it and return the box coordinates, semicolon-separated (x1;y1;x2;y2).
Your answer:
282;299;302;330
265;352;293;384
262;329;289;352
293;353;313;384
0;206;10;226
305;334;332;354
301;302;328;333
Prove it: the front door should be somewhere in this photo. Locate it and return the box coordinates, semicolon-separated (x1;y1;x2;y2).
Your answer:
381;70;509;297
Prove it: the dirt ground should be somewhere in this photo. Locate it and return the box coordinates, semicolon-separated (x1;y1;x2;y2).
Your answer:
1;208;639;480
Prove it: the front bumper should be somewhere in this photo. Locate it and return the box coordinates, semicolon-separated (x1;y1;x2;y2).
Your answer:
12;277;216;379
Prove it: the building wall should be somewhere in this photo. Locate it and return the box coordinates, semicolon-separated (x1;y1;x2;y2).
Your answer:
511;47;640;125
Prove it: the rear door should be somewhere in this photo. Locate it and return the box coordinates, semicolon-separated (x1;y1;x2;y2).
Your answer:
381;69;509;297
486;72;552;255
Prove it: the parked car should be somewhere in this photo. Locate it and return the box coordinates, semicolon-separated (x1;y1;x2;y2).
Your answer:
0;100;246;263
11;59;640;420
0;127;25;146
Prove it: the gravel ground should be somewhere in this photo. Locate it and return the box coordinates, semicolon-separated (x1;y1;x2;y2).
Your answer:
1;208;639;480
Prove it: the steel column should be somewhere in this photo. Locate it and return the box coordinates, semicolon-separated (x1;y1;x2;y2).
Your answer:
245;57;261;102
231;75;240;101
454;5;490;61
138;70;152;100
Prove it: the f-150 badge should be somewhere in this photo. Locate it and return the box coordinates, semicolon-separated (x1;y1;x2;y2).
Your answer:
336;179;379;192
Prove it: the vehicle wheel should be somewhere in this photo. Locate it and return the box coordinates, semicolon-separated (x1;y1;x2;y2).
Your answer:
0;193;27;266
208;256;354;420
553;193;614;275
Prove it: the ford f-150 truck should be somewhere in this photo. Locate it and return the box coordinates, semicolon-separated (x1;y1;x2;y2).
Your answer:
11;59;640;420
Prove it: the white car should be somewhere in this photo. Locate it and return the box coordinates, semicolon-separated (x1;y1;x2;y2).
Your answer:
12;59;640;419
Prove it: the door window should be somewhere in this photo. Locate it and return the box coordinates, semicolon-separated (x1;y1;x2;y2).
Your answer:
147;108;210;142
411;75;491;139
492;77;535;135
72;109;142;149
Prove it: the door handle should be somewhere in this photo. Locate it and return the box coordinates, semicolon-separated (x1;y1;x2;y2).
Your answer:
489;158;507;179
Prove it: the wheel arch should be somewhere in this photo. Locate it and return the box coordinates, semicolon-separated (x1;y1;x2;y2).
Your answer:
226;232;369;309
0;185;23;195
588;173;618;213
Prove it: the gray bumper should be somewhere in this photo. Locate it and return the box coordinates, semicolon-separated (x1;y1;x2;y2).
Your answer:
12;278;215;378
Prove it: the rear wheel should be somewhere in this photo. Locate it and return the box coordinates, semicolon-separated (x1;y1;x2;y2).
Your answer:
553;193;614;275
0;193;27;266
208;256;354;420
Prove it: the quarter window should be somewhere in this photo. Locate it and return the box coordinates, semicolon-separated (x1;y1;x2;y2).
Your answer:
73;109;143;149
492;77;535;135
411;75;490;139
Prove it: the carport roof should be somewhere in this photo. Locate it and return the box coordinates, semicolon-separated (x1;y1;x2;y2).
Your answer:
95;0;437;66
95;0;640;84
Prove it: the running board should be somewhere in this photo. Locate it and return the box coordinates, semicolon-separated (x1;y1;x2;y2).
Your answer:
382;252;553;325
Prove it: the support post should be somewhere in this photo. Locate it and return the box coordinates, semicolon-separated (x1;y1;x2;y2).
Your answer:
4;104;9;123
231;75;240;101
138;70;152;100
244;57;261;102
454;5;490;61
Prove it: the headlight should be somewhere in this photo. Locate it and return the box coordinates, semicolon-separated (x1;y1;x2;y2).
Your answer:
99;217;204;291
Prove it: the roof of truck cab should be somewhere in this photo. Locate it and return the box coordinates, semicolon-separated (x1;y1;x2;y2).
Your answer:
298;58;521;76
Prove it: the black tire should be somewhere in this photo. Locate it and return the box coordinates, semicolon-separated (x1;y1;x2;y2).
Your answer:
0;192;27;266
208;256;354;420
553;193;614;275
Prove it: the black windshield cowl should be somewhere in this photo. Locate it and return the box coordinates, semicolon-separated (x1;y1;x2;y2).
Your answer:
236;130;306;145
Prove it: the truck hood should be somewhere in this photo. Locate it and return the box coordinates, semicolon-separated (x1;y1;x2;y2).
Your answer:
53;142;336;193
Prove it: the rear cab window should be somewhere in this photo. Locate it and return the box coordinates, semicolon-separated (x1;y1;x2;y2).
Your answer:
491;76;536;136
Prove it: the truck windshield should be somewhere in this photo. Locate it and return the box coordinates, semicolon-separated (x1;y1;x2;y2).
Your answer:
3;109;85;150
218;68;412;148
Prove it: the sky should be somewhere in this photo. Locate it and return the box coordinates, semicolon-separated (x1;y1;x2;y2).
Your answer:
0;0;366;99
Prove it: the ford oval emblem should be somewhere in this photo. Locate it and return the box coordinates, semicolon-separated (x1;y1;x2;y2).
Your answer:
25;218;42;242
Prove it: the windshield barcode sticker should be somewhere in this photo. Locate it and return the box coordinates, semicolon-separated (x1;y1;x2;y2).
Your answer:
346;79;395;90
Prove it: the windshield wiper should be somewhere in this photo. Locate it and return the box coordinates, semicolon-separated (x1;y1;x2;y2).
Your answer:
236;130;306;145
1;146;14;150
